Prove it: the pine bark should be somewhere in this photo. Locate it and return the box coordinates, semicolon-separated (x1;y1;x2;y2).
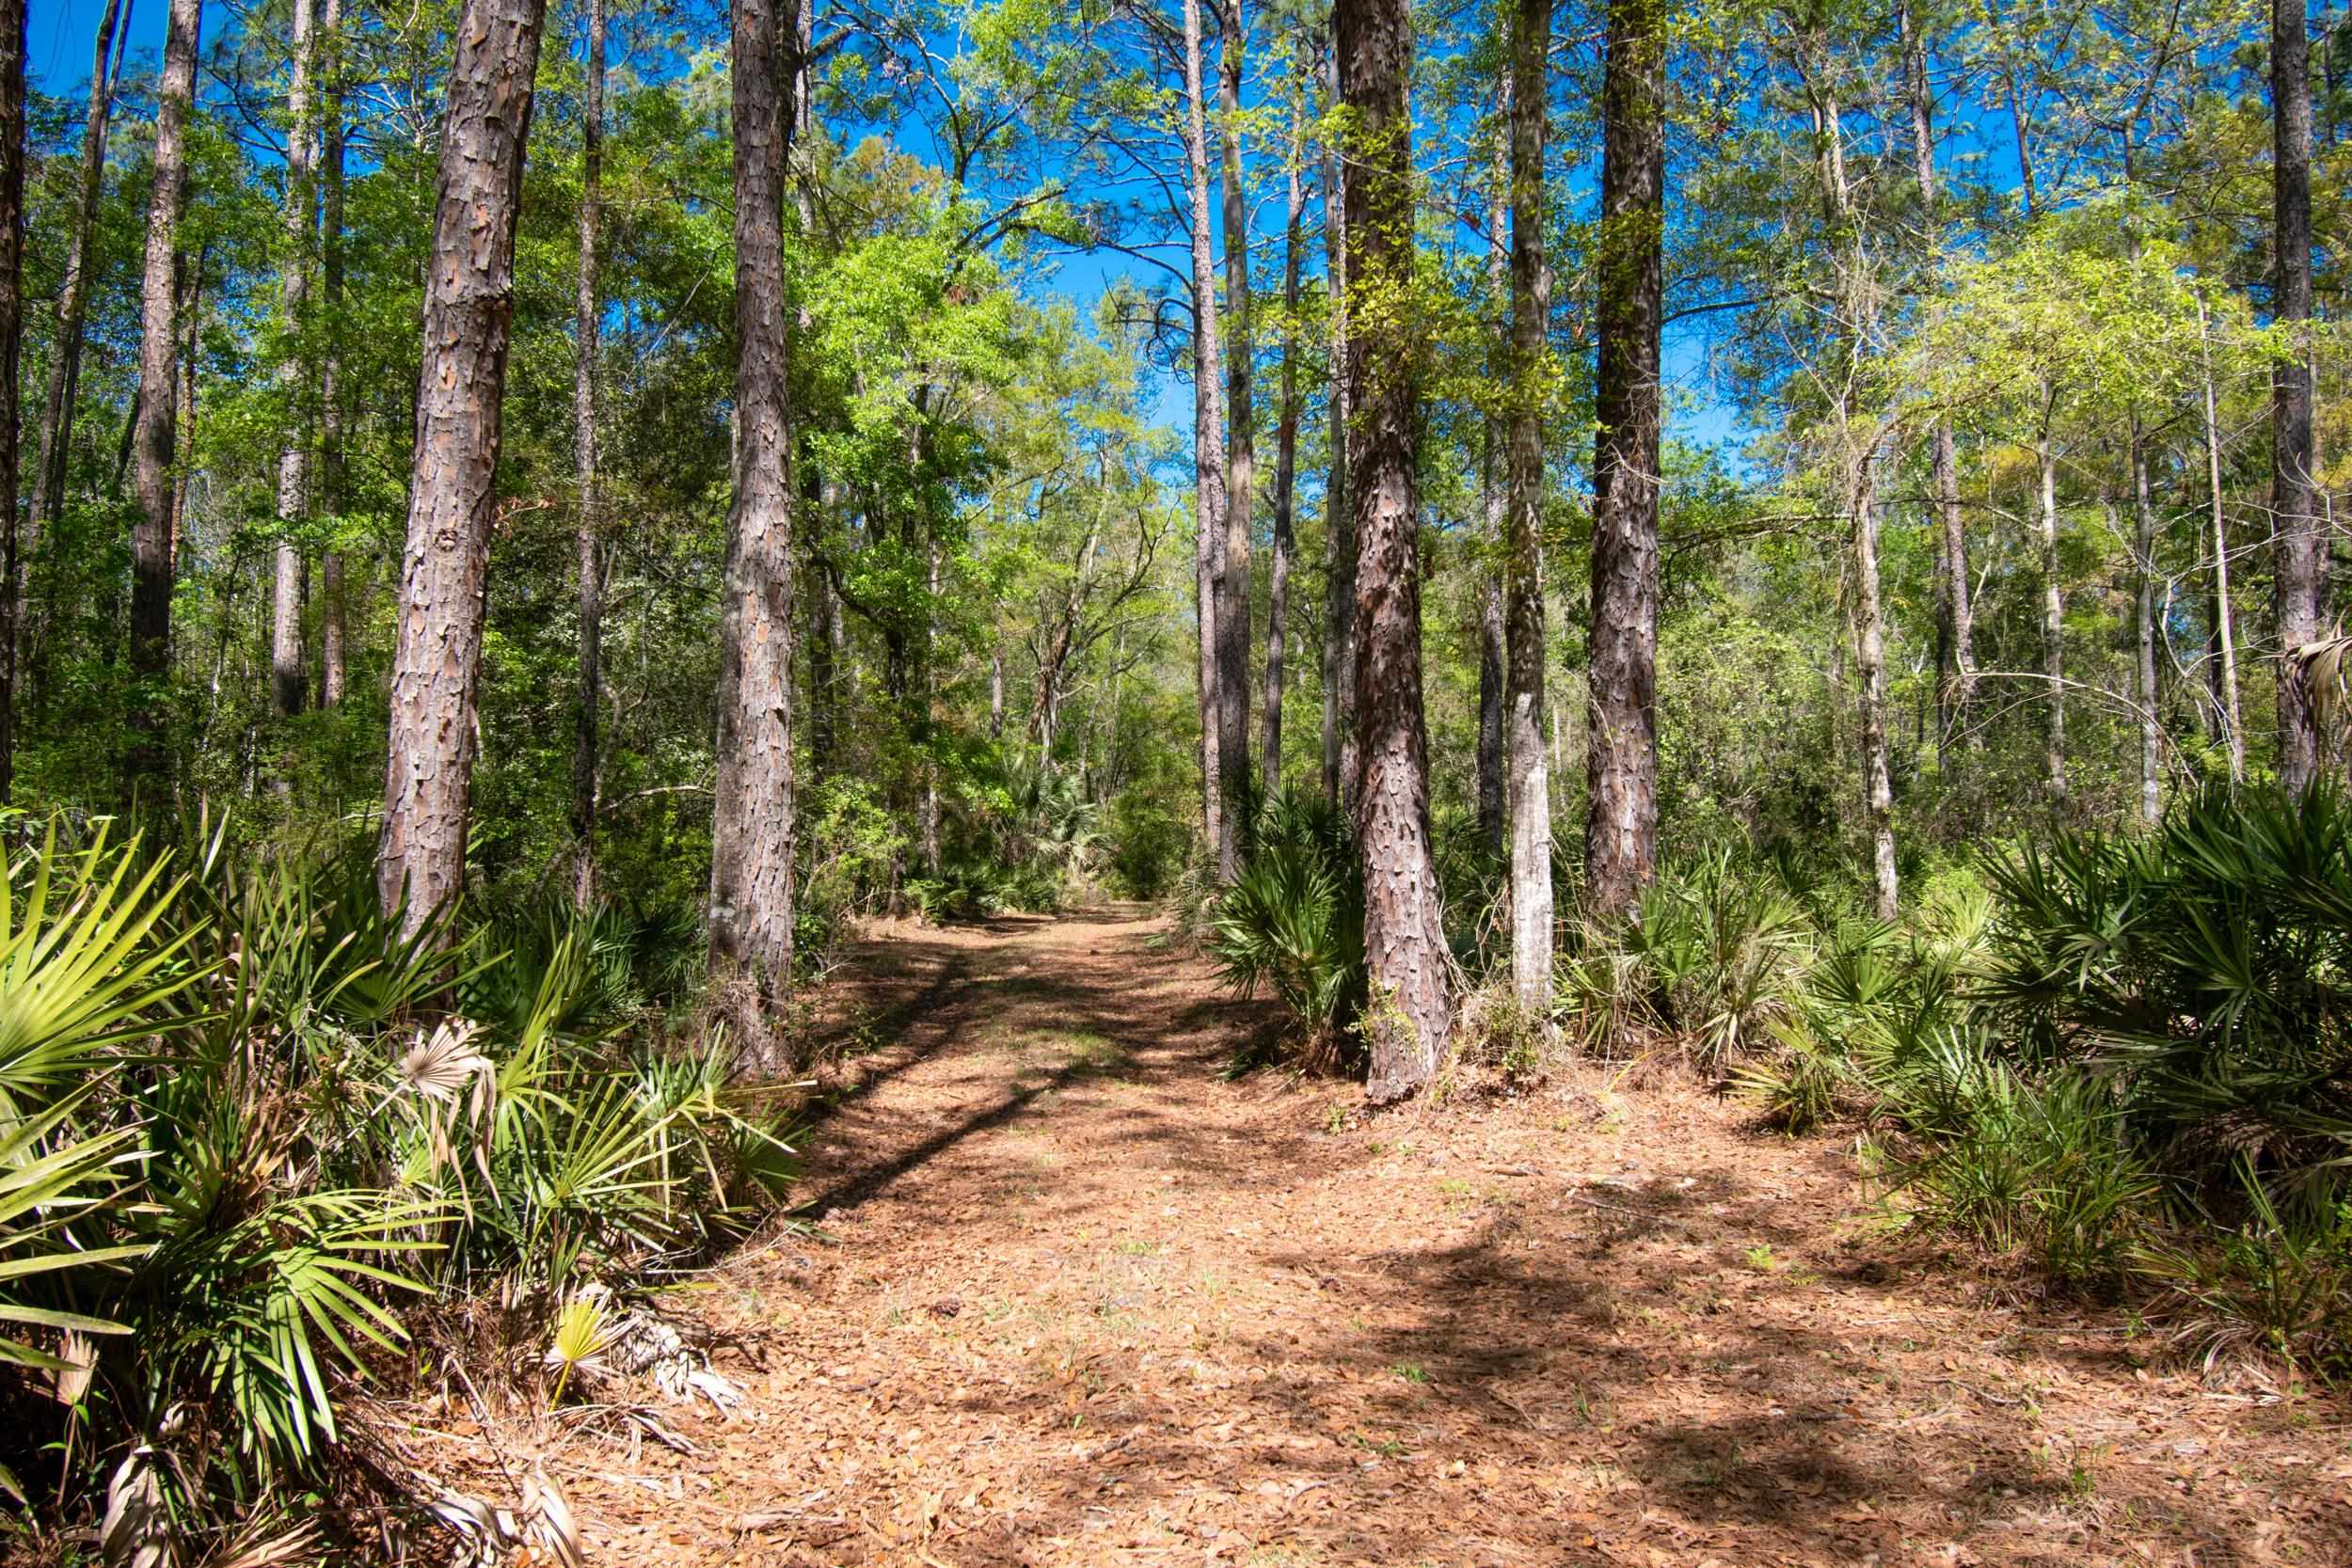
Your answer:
127;0;203;790
273;0;318;722
376;0;548;930
1262;83;1305;788
1181;0;1234;872
1584;0;1664;917
0;0;24;800
319;0;348;709
1504;0;1553;1005
571;0;605;906
2271;0;2323;791
1319;30;1354;812
25;0;125;680
707;0;802;1032
1475;103;1507;867
1217;0;1252;817
1338;0;1448;1100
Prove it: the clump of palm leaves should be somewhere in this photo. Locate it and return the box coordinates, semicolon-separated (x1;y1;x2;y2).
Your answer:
1202;788;1367;1073
0;821;798;1550
1557;847;1813;1073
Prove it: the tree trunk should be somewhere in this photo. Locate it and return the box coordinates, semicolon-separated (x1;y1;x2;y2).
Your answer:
24;0;125;693
2271;0;2323;792
2199;297;2245;781
1318;29;1354;813
126;0;202;792
1339;0;1448;1101
1584;0;1664;918
1475;99;1507;868
570;0;605;906
707;0;800;1027
273;0;317;725
1217;0;1253;822
2035;413;2068;806
319;0;348;709
1899;0;1974;756
1262;88;1304;790
1504;0;1553;1006
376;0;548;930
1853;461;1898;917
2132;435;2162;824
1182;0;1234;873
0;0;24;800
1505;0;1562;1006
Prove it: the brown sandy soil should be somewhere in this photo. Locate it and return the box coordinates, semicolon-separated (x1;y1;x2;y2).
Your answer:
451;906;2352;1567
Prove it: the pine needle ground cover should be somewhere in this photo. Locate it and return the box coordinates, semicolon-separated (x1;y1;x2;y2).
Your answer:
394;909;2350;1568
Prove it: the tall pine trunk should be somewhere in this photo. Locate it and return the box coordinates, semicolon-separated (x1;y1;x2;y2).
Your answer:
1217;0;1252;821
707;0;801;1039
376;0;548;930
1318;30;1354;811
2133;437;2162;824
2199;297;2245;779
571;0;605;906
1475;96;1507;867
127;0;203;791
25;0;125;689
1504;0;1553;1006
1182;0;1234;873
2271;0;2323;791
2035;409;2068;806
1584;0;1664;917
273;0;317;723
319;0;348;709
1899;0;1974;755
1262;88;1304;788
0;0;24;800
1339;0;1448;1100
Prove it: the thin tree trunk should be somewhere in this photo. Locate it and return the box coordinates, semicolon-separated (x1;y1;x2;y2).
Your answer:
570;0;605;906
1853;461;1898;917
2036;411;2068;806
24;0;125;692
1899;0;1974;755
1319;29;1353;812
2132;433;2162;824
1217;0;1253;819
376;0;548;930
1504;0;1553;1006
2199;297;2245;780
1584;0;1664;917
2271;0;2323;791
707;0;801;1030
1182;0;1234;872
319;0;348;709
273;0;316;724
1339;0;1448;1100
1262;87;1303;789
126;0;202;791
0;0;24;800
1475;96;1507;867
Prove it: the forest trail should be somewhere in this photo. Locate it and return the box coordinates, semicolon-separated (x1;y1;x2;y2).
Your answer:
556;909;2347;1567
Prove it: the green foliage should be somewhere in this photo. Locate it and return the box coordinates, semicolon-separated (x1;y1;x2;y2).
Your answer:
0;821;795;1544
1203;789;1366;1069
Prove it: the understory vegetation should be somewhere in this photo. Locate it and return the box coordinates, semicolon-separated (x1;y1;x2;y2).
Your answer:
0;820;797;1549
1208;781;2352;1381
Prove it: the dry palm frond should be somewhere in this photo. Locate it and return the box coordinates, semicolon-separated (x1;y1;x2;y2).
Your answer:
389;1019;497;1189
100;1448;172;1568
2288;628;2352;738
